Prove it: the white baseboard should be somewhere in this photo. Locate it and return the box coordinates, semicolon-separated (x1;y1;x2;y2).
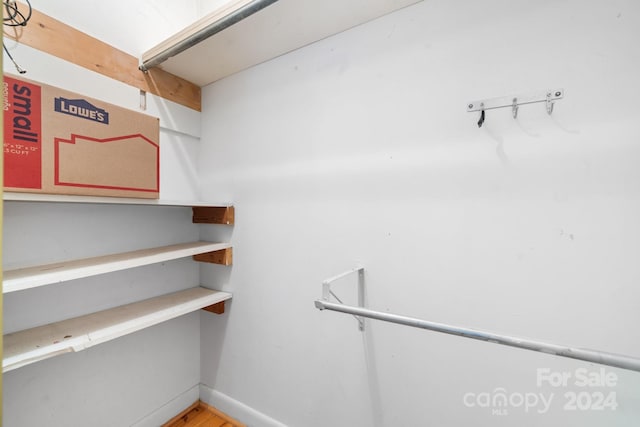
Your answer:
132;384;200;427
199;384;287;427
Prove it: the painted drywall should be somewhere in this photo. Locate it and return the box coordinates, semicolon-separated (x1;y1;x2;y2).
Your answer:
196;0;239;17
198;0;640;425
2;202;205;426
2;3;207;425
30;0;201;56
4;313;201;426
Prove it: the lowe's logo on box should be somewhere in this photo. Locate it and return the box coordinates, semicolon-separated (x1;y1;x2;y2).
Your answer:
54;97;109;124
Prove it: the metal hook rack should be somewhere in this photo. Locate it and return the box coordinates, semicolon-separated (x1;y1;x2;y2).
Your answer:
468;88;564;127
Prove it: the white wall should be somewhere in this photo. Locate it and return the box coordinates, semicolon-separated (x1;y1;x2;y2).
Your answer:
3;3;208;426
198;0;640;425
3;202;205;426
196;0;238;17
27;0;200;56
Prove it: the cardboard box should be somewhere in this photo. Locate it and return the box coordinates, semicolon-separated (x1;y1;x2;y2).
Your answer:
3;74;160;198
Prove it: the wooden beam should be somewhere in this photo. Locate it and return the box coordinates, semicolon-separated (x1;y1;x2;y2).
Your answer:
193;248;233;265
192;206;235;224
3;3;201;111
202;301;225;315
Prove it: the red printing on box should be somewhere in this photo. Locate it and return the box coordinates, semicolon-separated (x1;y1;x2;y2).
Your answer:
3;76;42;189
54;133;160;192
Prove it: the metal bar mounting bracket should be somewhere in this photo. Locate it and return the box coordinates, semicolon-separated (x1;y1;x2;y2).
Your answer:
316;267;365;331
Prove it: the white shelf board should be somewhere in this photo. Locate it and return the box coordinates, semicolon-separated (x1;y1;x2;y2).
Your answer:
145;0;422;86
3;287;232;372
3;241;231;293
3;192;232;207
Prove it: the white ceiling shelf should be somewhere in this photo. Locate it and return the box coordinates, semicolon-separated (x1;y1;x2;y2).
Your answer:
3;241;232;293
3;192;232;208
3;286;232;372
143;0;422;86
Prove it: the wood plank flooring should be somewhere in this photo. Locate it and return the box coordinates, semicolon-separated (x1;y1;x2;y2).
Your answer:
163;400;245;427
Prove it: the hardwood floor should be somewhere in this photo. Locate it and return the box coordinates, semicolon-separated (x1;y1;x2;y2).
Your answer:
162;400;246;427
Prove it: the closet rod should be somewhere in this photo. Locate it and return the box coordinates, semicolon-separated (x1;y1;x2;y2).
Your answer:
314;299;640;373
140;0;279;71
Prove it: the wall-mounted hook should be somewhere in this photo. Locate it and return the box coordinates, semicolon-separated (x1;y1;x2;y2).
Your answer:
477;103;485;128
467;88;563;126
546;92;554;115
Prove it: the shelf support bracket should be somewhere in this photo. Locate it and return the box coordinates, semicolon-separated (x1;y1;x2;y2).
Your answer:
202;301;226;315
192;206;235;224
193;248;233;265
316;267;365;331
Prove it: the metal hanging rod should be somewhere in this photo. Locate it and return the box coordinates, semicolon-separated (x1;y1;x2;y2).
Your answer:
314;268;640;373
139;0;279;72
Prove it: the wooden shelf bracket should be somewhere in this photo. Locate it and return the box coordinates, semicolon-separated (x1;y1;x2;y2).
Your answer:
192;206;235;224
193;248;233;265
202;301;226;315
